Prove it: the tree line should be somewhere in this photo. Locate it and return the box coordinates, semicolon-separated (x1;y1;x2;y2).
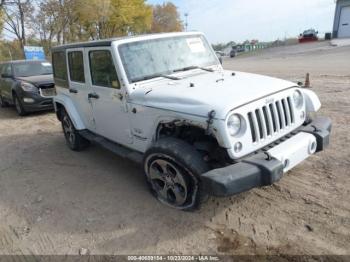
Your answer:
0;0;183;60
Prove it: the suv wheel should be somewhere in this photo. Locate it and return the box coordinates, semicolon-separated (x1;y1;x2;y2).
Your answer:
144;138;209;211
0;94;8;108
61;109;90;151
13;95;27;116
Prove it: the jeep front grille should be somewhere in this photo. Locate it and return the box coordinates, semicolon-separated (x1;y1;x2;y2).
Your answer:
247;96;295;143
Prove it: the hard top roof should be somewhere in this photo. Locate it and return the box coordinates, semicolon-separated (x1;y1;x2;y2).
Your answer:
51;31;203;52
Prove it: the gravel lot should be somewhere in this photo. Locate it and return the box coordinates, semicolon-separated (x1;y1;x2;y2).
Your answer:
0;41;349;255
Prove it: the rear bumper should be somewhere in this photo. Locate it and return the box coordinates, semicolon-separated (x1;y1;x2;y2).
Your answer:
201;116;332;197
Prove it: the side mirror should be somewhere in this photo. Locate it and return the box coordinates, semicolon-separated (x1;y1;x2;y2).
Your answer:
1;73;13;78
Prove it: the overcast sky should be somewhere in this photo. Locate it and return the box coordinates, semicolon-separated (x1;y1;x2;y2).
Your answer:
148;0;336;44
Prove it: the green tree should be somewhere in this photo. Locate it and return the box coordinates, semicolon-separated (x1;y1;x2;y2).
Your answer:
74;0;152;40
31;0;62;52
151;2;183;33
2;0;34;55
0;40;23;61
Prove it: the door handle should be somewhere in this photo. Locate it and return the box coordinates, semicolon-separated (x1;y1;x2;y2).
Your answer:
88;93;99;99
342;23;349;26
69;88;78;94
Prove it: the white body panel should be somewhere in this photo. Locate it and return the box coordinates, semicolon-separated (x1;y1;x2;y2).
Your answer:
85;46;132;145
53;32;323;163
268;132;317;172
302;89;321;113
128;70;296;120
65;48;95;130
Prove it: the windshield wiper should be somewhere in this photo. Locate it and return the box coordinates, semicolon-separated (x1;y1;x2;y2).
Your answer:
139;73;180;81
173;66;214;73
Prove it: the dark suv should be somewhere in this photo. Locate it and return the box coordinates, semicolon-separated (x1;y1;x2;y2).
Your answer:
0;60;55;116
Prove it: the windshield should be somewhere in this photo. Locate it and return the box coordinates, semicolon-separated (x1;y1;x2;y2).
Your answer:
303;29;316;35
119;35;219;83
13;61;53;77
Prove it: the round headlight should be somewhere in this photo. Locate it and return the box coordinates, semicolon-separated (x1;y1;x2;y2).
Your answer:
227;114;242;136
293;90;303;109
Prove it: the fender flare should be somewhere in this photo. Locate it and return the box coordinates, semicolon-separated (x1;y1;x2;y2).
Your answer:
53;96;86;130
302;89;321;113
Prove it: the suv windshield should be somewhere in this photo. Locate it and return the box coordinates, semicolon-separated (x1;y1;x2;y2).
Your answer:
119;35;219;83
13;61;53;77
303;29;316;36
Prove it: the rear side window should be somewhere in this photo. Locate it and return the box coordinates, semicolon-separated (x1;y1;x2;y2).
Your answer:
52;51;68;88
68;51;85;83
89;50;120;89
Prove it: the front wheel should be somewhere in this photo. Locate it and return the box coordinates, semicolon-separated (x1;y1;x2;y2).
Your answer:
144;138;209;211
0;94;8;108
14;95;27;116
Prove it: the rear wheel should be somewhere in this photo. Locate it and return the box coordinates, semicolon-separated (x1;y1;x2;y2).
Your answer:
144;138;209;211
13;95;27;116
61;109;90;151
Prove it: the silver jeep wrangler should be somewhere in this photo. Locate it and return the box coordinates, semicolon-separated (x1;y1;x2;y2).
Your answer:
52;32;332;210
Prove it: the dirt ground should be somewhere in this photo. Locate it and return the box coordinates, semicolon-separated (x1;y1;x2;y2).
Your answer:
0;41;349;255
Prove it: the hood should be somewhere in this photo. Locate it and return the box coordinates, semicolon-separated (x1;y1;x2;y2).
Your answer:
129;70;297;120
15;74;54;86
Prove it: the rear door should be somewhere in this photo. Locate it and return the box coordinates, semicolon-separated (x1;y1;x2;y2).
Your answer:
85;47;132;145
66;48;95;130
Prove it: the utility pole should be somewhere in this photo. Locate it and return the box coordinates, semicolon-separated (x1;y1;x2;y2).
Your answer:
184;13;189;31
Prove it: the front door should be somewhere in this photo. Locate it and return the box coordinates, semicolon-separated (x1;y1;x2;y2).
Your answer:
339;6;350;38
0;64;14;101
66;48;95;130
86;47;132;145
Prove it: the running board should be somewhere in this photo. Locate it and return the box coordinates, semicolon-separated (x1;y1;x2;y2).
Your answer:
79;130;143;164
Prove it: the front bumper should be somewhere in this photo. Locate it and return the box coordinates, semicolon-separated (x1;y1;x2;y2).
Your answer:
20;92;54;112
201;116;332;197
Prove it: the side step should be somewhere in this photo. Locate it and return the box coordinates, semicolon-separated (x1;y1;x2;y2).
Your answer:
79;130;143;164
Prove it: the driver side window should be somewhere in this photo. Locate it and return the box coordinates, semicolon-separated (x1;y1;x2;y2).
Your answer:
89;50;120;89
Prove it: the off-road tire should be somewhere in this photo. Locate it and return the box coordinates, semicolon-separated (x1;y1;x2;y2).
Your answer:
13;94;27;116
61;108;90;151
144;138;209;211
